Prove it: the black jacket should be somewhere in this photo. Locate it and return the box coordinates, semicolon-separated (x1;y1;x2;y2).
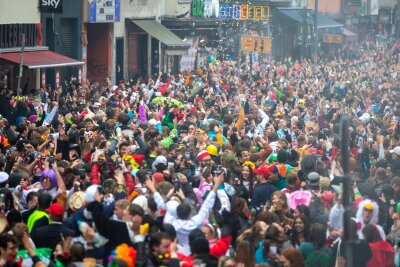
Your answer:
88;201;147;267
31;223;75;249
251;182;278;209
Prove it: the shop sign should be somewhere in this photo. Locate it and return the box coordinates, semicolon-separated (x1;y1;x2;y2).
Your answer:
90;0;120;23
39;0;63;13
241;35;271;54
0;24;39;49
322;34;342;44
219;4;270;20
191;0;219;18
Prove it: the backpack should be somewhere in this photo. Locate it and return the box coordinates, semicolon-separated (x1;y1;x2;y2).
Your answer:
305;248;331;267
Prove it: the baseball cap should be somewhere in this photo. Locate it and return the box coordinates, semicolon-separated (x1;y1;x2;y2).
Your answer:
46;203;64;217
307;172;320;188
390;146;400;156
253;166;271;177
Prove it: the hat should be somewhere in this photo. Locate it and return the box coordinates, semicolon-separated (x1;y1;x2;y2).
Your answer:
253;166;271;177
152;156;168;171
85;185;99;203
307;172;320;188
46;203;64;217
197;150;210;161
0;172;9;184
206;145;218;156
289;190;312;210
364;202;373;210
93;102;101;108
132;195;148;214
390;146;400;156
152;172;165;184
69;191;86;211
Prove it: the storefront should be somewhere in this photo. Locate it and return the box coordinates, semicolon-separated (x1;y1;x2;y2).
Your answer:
0;23;83;91
40;0;83;87
83;0;120;83
274;8;344;59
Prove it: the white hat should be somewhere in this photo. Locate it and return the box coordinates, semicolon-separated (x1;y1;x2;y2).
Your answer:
85;185;99;203
112;85;118;91
93;102;101;108
148;118;158;126
152;156;167;170
132;195;148;214
0;172;9;184
390;146;400;156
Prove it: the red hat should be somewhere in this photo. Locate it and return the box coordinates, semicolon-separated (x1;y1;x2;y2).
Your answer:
253;166;271;177
132;154;145;166
223;84;229;90
197;150;210;161
152;172;164;184
177;114;185;120
191;107;197;113
195;97;203;103
46;203;64;217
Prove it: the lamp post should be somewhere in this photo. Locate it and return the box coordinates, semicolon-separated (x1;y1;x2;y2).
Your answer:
300;7;309;60
314;0;318;63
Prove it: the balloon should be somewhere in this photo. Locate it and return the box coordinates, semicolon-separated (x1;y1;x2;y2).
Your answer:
208;55;215;63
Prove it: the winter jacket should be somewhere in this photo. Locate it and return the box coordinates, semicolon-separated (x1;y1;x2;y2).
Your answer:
251;182;278;209
366;240;394;267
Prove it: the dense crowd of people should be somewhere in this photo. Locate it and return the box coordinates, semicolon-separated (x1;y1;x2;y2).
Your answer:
0;40;400;267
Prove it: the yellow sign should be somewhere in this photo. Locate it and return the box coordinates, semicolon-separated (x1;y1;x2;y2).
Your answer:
322;34;342;44
241;35;271;54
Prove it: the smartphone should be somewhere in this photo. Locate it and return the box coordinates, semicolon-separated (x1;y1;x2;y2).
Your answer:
168;162;175;169
270;245;277;254
184;151;191;160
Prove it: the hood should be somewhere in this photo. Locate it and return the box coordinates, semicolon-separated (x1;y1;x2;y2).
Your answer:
369;240;394;254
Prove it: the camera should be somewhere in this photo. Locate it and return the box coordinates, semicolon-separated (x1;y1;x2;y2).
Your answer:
48;155;55;164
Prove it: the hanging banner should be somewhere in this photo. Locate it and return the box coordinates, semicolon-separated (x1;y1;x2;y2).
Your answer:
41;71;46;88
55;70;60;88
241;35;271;54
90;0;120;23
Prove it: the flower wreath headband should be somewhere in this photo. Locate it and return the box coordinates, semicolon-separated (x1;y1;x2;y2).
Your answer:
242;161;255;170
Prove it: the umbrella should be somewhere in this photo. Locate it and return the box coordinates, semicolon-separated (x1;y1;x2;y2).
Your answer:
152;97;184;109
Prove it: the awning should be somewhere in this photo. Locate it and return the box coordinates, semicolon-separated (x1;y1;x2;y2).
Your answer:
0;50;84;69
130;20;189;47
277;8;343;30
342;28;358;41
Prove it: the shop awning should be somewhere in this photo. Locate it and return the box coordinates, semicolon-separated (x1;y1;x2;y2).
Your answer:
0;50;84;69
277;8;343;30
342;28;358;41
130;20;189;47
